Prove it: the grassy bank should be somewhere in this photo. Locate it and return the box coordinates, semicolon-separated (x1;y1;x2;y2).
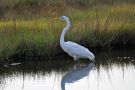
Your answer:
0;0;135;60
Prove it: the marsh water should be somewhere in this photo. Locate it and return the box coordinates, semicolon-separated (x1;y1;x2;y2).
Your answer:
0;49;135;90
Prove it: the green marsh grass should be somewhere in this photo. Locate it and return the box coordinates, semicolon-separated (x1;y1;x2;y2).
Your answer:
0;1;135;60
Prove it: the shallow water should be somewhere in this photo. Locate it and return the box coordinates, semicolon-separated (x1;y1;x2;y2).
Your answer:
0;49;135;90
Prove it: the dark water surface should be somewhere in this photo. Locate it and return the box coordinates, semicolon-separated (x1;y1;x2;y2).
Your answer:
0;49;135;90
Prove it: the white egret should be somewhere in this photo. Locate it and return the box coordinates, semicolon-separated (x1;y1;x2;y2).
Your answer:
55;16;95;62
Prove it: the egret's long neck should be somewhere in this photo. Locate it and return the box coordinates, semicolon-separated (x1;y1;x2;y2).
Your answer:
60;18;70;45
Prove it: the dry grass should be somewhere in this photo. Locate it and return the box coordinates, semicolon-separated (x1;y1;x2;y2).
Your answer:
0;1;135;59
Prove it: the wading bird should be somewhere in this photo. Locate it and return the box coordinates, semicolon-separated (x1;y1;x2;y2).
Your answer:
55;16;95;62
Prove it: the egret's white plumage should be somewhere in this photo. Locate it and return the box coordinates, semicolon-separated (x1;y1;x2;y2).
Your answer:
59;16;95;61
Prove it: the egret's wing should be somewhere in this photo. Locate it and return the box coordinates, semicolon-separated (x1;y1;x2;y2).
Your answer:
65;41;90;56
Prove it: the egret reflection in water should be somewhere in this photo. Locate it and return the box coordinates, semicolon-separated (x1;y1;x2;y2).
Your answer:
61;63;95;90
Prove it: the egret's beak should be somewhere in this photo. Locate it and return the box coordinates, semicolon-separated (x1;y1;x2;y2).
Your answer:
53;17;59;20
